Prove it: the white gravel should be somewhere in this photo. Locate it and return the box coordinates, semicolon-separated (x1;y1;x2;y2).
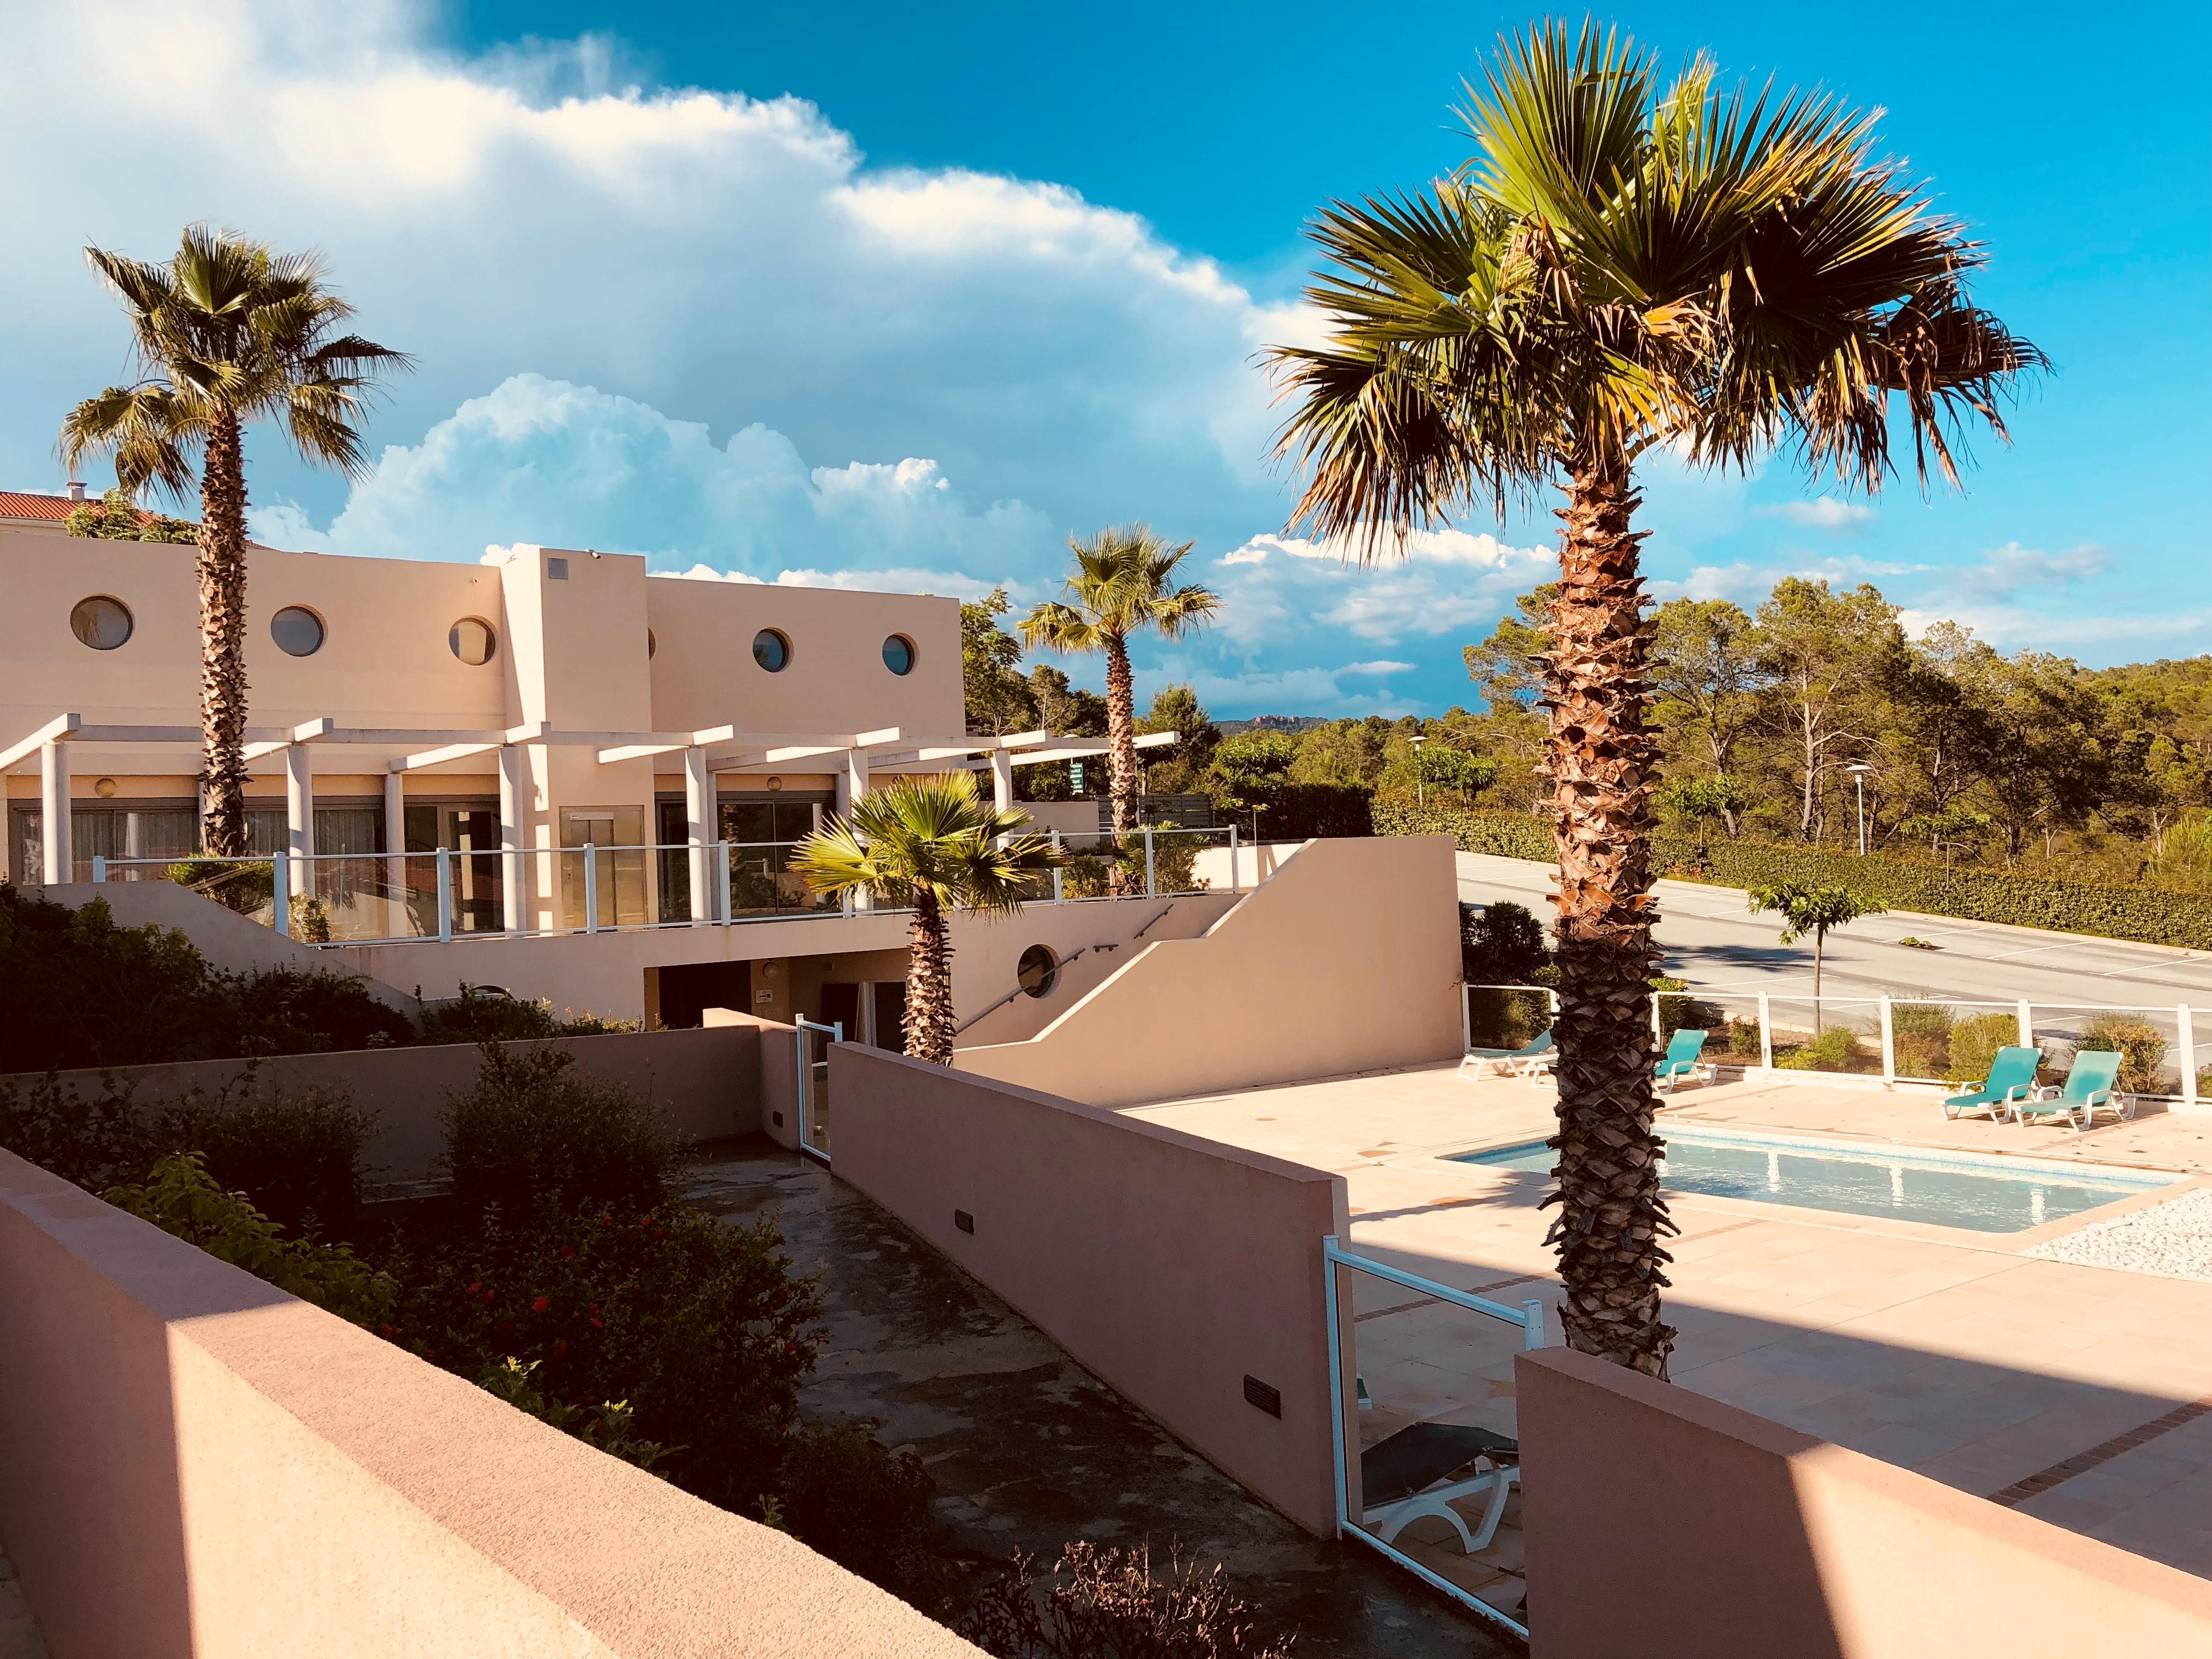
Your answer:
2025;1187;2212;1282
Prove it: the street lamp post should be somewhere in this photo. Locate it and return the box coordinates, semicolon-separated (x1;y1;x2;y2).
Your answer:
1410;733;1427;810
1846;763;1872;856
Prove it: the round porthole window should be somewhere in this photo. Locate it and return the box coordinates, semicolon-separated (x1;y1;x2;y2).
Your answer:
882;634;916;675
449;616;498;665
1017;944;1059;998
753;628;791;673
70;595;133;651
270;605;325;657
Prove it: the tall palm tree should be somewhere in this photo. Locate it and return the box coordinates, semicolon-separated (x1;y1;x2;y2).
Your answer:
790;774;1059;1064
1020;527;1221;859
1266;22;2040;1378
60;225;410;857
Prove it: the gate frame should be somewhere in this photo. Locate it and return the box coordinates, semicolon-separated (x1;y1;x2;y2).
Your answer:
793;1016;842;1165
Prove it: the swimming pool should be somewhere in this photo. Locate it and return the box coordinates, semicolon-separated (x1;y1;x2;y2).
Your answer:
1451;1128;2177;1234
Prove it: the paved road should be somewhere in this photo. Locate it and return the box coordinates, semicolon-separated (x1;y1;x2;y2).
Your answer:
1457;852;2212;1015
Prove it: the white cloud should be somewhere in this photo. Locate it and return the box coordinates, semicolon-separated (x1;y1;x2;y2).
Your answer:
1949;540;2112;596
1;0;1294;552
251;374;1060;580
1756;497;1877;531
1209;528;1554;648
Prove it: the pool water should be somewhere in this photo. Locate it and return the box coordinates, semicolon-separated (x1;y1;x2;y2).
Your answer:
1452;1129;2174;1234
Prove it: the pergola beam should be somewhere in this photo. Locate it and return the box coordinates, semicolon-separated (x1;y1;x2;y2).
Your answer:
0;713;81;774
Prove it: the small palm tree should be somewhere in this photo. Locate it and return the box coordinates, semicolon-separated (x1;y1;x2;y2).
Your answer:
791;774;1059;1065
60;225;410;856
1020;527;1221;855
1747;881;1884;1020
1266;22;2039;1377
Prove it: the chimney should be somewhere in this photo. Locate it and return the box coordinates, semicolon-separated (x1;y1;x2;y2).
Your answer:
65;481;87;502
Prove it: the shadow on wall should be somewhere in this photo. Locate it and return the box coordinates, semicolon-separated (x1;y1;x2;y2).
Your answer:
0;1149;983;1659
1515;1346;2212;1657
956;836;1464;1109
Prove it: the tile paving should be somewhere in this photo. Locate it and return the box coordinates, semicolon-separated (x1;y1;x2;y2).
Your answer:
1126;1065;2212;1587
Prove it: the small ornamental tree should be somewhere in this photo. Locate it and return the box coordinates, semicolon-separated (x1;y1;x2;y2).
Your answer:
1747;881;1884;1022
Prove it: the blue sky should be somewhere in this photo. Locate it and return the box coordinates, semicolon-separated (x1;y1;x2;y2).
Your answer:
3;1;2205;716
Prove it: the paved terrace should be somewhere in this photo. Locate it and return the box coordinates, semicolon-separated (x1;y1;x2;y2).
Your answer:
1126;1068;2212;1604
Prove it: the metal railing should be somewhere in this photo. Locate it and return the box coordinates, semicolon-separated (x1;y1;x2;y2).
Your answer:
1323;1234;1543;1640
87;826;1258;947
1459;981;2210;1106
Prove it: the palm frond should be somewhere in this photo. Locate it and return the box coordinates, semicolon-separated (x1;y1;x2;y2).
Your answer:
792;774;1059;914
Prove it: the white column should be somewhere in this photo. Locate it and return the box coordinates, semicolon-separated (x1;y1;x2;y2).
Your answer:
1878;995;1895;1086
498;744;525;933
382;769;408;938
684;745;712;923
2180;1005;2197;1109
39;740;70;884
843;747;871;911
989;749;1014;815
2017;998;2035;1050
284;742;313;905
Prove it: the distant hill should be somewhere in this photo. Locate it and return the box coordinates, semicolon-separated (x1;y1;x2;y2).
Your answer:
1215;715;1331;737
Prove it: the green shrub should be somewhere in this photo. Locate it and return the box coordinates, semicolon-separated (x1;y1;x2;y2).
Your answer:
1466;986;1553;1049
154;1080;379;1233
2075;1017;2169;1094
1060;853;1113;899
441;1045;678;1213
1946;1011;2019;1087
0;1071;154;1191
778;1416;958;1615
476;1355;682;1476
104;1153;397;1327
1775;1026;1864;1071
1461;899;1552;984
0;884;413;1073
1377;804;2212;952
419;985;636;1045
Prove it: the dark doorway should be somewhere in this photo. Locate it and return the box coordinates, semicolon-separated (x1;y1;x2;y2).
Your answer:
656;961;751;1029
819;981;860;1041
873;981;908;1053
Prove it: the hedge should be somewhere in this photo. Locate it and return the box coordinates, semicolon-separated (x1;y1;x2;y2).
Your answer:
1375;803;2212;952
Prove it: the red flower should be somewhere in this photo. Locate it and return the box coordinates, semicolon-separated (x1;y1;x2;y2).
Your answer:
379;1323;398;1340
652;1227;665;1240
558;1245;575;1260
479;1290;495;1307
588;1303;599;1316
467;1282;482;1294
552;1338;568;1356
590;1317;605;1330
531;1296;549;1313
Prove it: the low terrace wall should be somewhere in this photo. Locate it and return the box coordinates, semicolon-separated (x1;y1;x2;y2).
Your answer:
0;1147;981;1659
17;1024;763;1186
831;1044;1350;1534
1517;1346;2212;1657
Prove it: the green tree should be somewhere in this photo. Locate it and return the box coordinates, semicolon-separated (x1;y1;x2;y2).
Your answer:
1657;774;1750;854
1265;22;2038;1376
1898;805;1992;875
1747;882;1885;1019
64;487;198;544
1137;684;1218;793
1755;579;1903;843
961;587;1037;736
1650;599;1764;828
1021;527;1221;853
1462;584;1559;711
790;775;1058;1064
60;227;410;856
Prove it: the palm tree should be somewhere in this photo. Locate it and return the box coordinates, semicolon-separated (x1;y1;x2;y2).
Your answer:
60;225;411;856
790;774;1059;1065
1266;22;2040;1377
1020;527;1221;864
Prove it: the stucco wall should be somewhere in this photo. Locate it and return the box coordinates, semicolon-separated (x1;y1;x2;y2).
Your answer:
1516;1346;2212;1658
831;1045;1349;1534
955;836;1463;1108
704;1009;803;1152
0;1148;982;1659
18;1026;762;1186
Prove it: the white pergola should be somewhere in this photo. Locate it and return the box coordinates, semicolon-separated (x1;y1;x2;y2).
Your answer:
2;713;1175;924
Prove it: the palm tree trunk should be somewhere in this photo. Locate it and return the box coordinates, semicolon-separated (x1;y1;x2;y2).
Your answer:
1542;447;1678;1380
196;407;251;857
1103;633;1139;891
905;888;957;1064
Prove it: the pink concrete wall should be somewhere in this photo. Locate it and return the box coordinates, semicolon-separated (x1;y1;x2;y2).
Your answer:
955;836;1464;1108
1516;1346;2212;1658
831;1045;1349;1534
22;1025;763;1185
0;1148;982;1658
704;1008;803;1152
